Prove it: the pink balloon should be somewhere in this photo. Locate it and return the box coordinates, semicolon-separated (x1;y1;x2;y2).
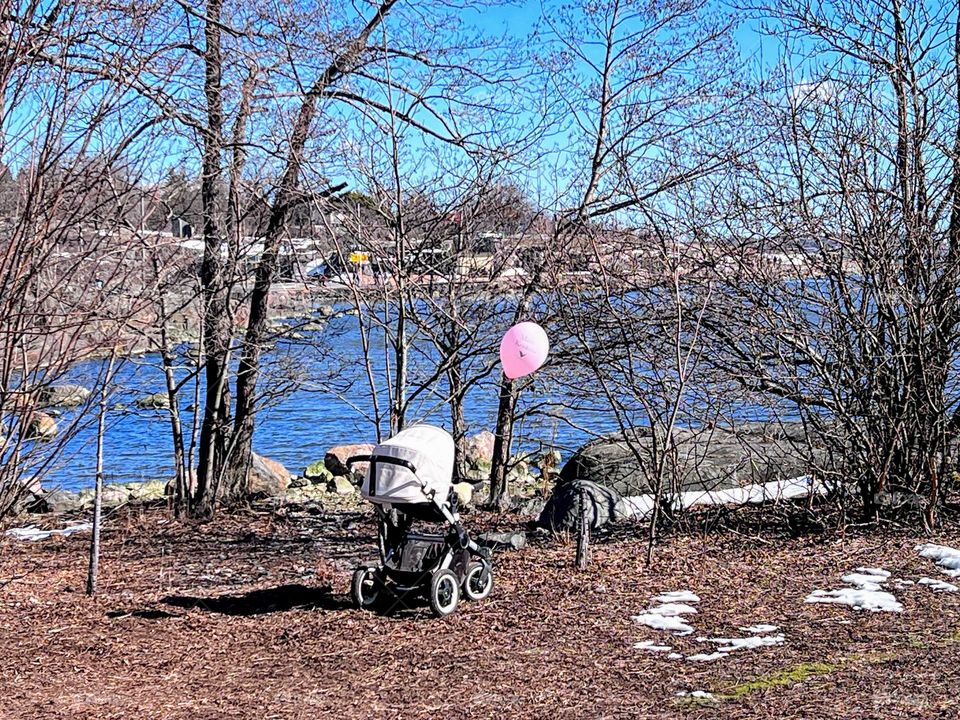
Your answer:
500;322;549;379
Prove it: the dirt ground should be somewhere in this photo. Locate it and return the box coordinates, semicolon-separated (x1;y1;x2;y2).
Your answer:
1;503;959;720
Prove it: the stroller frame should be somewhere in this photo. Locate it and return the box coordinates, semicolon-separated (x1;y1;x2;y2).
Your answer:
348;451;493;617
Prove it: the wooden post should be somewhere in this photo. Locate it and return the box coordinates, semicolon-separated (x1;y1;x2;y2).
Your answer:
87;352;116;596
576;487;590;570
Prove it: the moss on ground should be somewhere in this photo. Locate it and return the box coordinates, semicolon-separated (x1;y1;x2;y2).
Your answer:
718;662;838;700
675;662;838;706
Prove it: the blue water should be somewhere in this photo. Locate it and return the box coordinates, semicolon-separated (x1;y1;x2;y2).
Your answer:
24;293;794;492
29;308;621;491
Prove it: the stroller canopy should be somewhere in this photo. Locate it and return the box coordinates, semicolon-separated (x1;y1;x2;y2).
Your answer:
361;424;455;505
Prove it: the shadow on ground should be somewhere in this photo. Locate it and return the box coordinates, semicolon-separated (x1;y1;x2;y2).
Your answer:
159;583;349;615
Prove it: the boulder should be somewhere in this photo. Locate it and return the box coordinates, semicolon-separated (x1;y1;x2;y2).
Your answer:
249;453;292;496
509;495;546;517
1;476;43;514
30;489;82;514
452;482;473;507
464;431;496;470
537;479;623;533
126;480;167;502
316;305;335;318
324;444;374;477
558;423;815;497
100;484;131;508
38;384;91;408
24;412;58;440
136;392;170;410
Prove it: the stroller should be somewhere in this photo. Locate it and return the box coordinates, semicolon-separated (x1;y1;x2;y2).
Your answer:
347;424;493;617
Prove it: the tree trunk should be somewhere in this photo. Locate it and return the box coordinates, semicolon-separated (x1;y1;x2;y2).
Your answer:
193;0;232;518
488;376;516;508
227;0;398;495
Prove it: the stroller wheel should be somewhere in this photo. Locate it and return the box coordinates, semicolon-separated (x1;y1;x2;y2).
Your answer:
463;561;494;601
351;566;381;609
429;569;460;618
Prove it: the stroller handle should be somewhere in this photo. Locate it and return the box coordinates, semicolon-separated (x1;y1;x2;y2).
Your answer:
347;454;418;474
346;454;372;468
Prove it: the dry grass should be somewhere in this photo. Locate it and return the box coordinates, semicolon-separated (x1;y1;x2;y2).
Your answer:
1;504;959;719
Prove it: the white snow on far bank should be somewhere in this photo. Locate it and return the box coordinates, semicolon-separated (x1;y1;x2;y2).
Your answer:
634;640;673;652
617;475;823;519
916;544;960;578
740;624;779;634
918;577;959;593
676;691;715;699
653;591;700;604
5;523;92;542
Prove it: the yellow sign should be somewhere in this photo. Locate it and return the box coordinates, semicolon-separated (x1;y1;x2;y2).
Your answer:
349;251;369;263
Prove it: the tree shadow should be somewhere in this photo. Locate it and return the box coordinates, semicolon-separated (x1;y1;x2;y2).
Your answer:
161;583;350;616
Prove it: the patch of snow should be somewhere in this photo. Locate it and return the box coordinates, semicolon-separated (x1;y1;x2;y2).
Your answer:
686;651;727;662
634;640;673;652
916;544;960;578
676;691;715;699
842;568;891;592
653;591;700;604
740;624;779;634
633;592;700;635
617;475;825;520
706;634;785;652
805;588;903;612
5;523;91;542
806;565;903;612
632;613;695;635
918;577;959;593
891;579;915;587
667;653;684;659
647;602;699;617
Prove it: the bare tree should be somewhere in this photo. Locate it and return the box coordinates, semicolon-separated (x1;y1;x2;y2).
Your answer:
702;0;960;525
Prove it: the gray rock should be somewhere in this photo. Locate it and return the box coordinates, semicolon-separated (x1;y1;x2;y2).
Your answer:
29;489;82;514
558;423;815;496
327;475;357;495
100;484;131;508
136;392;170;410
509;495;546;517
477;531;527;551
38;384;91;408
537;479;622;533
